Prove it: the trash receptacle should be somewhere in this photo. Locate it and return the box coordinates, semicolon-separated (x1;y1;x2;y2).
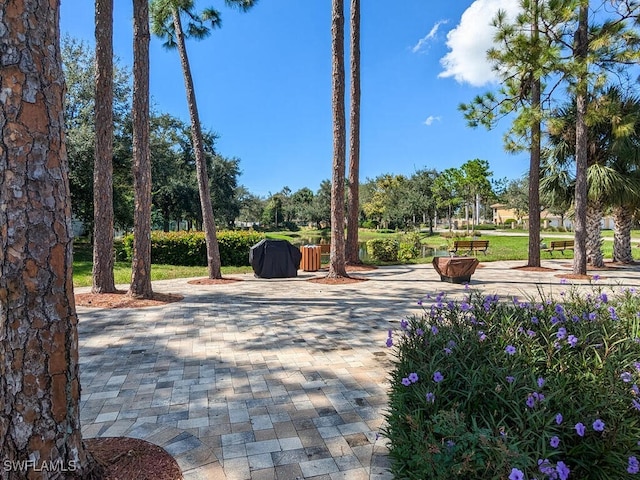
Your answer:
299;245;321;272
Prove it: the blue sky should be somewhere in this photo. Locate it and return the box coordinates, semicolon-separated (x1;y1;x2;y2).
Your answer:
60;0;527;198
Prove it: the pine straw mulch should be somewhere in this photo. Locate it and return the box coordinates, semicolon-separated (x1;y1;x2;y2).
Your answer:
86;437;182;480
187;277;244;285
75;291;184;309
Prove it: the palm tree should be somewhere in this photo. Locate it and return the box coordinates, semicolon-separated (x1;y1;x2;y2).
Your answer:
345;0;361;265
150;0;257;279
129;0;154;298
93;0;116;294
544;87;640;266
328;0;348;278
0;1;101;475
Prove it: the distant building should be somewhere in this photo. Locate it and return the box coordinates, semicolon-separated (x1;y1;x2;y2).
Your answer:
490;203;614;230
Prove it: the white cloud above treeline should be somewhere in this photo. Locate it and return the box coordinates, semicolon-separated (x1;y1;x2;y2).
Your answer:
438;0;520;87
423;115;441;126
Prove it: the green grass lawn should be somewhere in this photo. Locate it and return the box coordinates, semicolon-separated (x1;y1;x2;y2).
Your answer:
73;229;640;287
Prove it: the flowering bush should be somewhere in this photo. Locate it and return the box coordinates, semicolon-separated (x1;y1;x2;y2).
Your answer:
384;283;640;479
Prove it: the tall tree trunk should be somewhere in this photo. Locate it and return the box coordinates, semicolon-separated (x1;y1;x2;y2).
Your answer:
527;79;542;267
612;205;634;264
585;199;604;267
129;0;154;298
172;9;222;279
346;0;361;265
93;0;116;293
328;0;348;278
573;2;589;275
0;2;101;476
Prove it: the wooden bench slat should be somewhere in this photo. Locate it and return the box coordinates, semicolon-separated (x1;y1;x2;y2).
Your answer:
449;240;489;256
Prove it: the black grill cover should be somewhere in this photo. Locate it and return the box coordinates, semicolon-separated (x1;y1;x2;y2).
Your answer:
249;239;302;278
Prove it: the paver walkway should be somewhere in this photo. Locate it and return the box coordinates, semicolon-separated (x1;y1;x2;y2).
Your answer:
76;260;640;479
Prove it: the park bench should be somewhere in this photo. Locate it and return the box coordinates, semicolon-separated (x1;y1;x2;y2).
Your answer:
542;240;574;256
449;240;489;256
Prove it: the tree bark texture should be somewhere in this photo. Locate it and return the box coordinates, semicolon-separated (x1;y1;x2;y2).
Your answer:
92;0;116;293
172;9;222;279
585;199;604;267
0;1;100;477
345;0;361;265
572;3;588;275
129;0;154;298
328;0;348;278
527;3;541;268
612;205;633;264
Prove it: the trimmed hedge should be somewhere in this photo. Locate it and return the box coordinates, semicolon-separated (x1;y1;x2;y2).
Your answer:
121;230;265;266
366;238;399;262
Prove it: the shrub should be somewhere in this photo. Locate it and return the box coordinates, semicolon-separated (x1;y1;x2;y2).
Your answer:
366;238;399;262
361;220;378;229
121;230;265;266
473;224;496;231
384;283;640;479
398;232;422;261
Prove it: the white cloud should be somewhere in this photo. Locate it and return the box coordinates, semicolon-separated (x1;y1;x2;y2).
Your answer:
438;0;520;87
423;115;441;126
412;20;449;54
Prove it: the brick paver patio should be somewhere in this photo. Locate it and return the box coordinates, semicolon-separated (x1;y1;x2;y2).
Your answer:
76;260;640;479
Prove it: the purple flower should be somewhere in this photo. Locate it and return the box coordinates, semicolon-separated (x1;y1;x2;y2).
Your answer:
633;384;640;395
538;377;545;388
556;461;570;480
593;419;605;432
555;413;563;425
527;329;536;337
433;371;444;383
408;372;419;384
400;319;409;330
575;422;586;436
505;345;516;355
416;328;424;336
385;337;393;347
628;456;639;474
609;306;618;320
506;376;515;384
526;395;536;408
444;347;452;355
560;278;568;284
600;292;608;303
567;335;578;347
531;316;539;324
635;362;640;372
426;392;435;403
550;436;560;448
632;399;640;411
401;377;411;386
478;331;487;342
557;327;567;340
622;372;633;383
509;468;525;480
593;274;600;282
538;459;554;475
446;440;455;448
431;325;439;335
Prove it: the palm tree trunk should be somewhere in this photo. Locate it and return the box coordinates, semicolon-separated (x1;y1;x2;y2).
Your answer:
93;0;116;293
612;205;634;263
572;2;589;275
328;0;348;278
346;0;361;265
585;199;604;267
129;0;154;298
0;1;101;475
172;9;222;279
